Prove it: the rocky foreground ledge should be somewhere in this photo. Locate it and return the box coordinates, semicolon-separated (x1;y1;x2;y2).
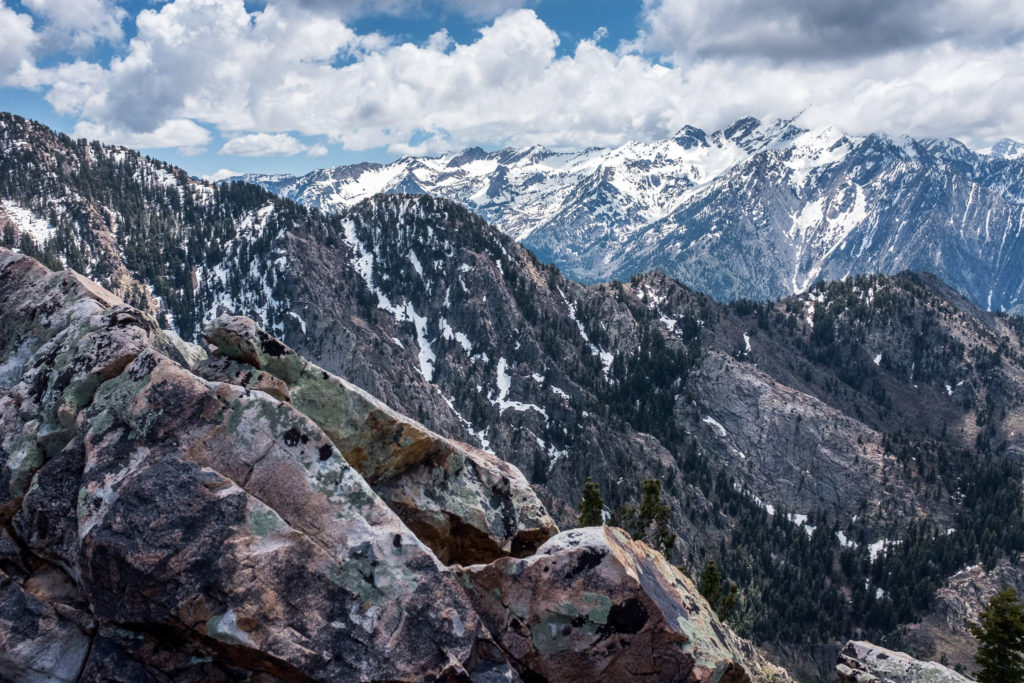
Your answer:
0;248;789;681
836;641;970;683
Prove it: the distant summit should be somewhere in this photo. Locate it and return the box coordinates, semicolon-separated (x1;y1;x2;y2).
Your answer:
235;117;1024;314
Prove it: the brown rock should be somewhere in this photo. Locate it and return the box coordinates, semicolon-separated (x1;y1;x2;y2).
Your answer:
459;526;790;683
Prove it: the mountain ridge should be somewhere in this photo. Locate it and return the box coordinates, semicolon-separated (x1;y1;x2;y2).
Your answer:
234;117;1024;314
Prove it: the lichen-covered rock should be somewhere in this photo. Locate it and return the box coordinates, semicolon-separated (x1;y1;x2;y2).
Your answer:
203;314;557;564
0;249;497;680
836;641;970;683
0;568;92;683
192;354;291;403
458;526;791;682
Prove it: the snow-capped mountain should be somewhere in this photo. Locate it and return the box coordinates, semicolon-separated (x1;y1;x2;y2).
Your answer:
238;118;1024;313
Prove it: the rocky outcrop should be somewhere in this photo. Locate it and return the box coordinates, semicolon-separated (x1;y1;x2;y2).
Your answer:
460;526;792;683
201;313;558;565
836;641;969;682
0;249;785;681
0;249;493;680
898;556;1024;675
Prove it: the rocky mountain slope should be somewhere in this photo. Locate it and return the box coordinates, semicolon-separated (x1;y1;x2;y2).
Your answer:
4;112;1024;677
238;117;1024;313
0;247;790;681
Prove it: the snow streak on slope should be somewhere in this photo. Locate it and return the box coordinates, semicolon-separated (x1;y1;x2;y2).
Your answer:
0;200;56;247
240;118;1024;313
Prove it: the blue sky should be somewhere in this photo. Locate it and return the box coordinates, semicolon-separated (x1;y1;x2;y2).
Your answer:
2;0;1023;179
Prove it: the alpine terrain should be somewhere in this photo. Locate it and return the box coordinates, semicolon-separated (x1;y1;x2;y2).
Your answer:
4;112;1024;680
238;117;1024;314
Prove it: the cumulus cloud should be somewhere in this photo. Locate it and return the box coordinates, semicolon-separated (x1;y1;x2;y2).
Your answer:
202;168;242;182
633;0;1024;141
22;0;1024;158
267;0;530;21
41;4;697;152
0;2;40;86
22;0;126;51
641;0;1024;63
306;143;329;157
220;133;312;156
72;118;212;154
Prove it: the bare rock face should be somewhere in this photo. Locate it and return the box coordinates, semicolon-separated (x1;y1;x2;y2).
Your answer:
202;313;558;565
688;350;933;530
836;641;969;683
458;526;791;683
0;249;495;680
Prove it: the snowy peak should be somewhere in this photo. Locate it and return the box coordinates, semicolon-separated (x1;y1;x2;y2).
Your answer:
236;116;1024;314
991;137;1024;160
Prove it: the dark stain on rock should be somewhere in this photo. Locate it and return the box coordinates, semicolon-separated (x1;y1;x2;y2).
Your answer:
392;533;402;548
566;547;607;579
318;444;333;461
258;331;288;357
599;598;648;636
282;427;304;447
128;352;159;380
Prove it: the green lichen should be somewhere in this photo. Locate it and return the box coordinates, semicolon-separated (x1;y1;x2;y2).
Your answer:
262;352;306;386
76;487;93;521
248;505;281;537
583;592;612;625
531;614;574;657
60;373;103;416
6;432;45;497
328;560;385;604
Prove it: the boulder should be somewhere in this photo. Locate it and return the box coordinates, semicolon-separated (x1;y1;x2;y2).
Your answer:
836;641;970;683
0;250;496;680
458;526;791;682
203;314;557;564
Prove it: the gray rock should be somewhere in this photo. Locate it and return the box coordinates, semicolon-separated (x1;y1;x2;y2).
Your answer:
836;640;970;683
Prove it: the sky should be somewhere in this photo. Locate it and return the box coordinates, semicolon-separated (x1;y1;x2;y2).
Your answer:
1;0;1023;179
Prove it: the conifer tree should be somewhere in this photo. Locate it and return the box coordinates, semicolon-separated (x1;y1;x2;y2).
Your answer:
971;587;1024;683
577;477;604;527
698;559;737;622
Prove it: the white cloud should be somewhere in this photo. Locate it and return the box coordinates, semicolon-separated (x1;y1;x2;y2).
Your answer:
641;0;1024;63
72;118;212;154
24;0;1024;157
22;0;126;51
270;0;530;21
306;143;328;157
220;132;311;156
202;168;241;182
0;2;39;86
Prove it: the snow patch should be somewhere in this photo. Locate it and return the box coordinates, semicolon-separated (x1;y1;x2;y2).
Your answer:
492;358;548;417
702;416;727;437
1;199;55;246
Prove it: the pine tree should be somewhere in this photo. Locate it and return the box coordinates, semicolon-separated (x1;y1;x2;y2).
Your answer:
698;559;737;622
610;479;675;556
637;479;676;556
971;587;1024;683
577;477;604;527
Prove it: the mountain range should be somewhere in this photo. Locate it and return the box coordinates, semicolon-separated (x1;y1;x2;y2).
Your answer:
4;111;1024;679
237;117;1024;314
